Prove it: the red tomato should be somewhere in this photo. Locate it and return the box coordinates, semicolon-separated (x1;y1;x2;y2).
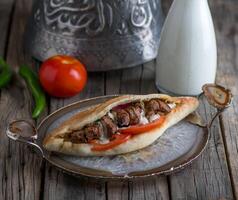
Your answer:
91;134;131;151
39;55;87;97
119;116;165;135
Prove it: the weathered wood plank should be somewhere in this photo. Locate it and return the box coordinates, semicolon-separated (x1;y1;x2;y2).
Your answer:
44;167;106;200
209;0;238;198
106;62;169;200
43;72;107;200
106;181;129;200
128;177;169;200
0;0;14;56
0;0;44;200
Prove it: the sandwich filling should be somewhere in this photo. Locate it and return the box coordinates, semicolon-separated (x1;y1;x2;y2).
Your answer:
62;99;176;147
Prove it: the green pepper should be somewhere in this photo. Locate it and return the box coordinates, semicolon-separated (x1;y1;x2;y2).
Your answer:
19;65;46;119
0;57;13;89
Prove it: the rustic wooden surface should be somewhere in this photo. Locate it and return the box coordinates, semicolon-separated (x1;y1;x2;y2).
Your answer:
0;0;237;199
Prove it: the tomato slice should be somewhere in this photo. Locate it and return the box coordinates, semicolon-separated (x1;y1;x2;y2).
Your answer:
119;116;165;135
91;134;131;151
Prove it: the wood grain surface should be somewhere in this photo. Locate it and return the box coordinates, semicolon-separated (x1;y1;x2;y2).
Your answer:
0;0;43;200
0;0;14;57
211;0;238;198
0;0;237;199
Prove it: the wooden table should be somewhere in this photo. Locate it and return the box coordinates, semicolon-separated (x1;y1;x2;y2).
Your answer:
0;0;237;199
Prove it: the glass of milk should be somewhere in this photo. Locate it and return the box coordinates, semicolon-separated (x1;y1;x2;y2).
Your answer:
155;0;217;96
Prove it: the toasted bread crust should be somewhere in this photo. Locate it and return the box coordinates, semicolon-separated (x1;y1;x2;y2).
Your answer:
43;94;199;156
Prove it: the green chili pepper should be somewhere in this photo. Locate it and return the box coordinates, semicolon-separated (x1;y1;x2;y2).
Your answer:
19;65;46;119
0;57;13;89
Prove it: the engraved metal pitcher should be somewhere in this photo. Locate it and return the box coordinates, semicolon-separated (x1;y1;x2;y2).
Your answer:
25;0;164;71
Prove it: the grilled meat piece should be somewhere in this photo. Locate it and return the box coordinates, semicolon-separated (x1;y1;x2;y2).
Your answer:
157;100;171;113
113;109;130;127
84;123;103;141
126;106;141;125
70;130;87;143
134;102;143;112
113;102;142;126
100;116;117;138
145;99;171;117
145;99;160;112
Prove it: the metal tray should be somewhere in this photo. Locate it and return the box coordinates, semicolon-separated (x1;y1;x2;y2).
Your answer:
6;84;232;179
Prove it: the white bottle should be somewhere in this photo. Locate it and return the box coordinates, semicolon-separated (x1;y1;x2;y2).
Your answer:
156;0;217;95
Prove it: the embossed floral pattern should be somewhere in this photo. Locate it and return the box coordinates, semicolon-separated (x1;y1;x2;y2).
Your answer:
34;0;156;37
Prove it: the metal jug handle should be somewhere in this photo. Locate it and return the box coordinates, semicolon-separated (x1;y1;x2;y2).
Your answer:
6;119;44;157
199;84;232;128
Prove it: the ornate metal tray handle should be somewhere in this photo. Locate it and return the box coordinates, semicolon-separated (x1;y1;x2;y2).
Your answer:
6;120;44;157
187;84;232;128
202;84;232;110
202;84;232;128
